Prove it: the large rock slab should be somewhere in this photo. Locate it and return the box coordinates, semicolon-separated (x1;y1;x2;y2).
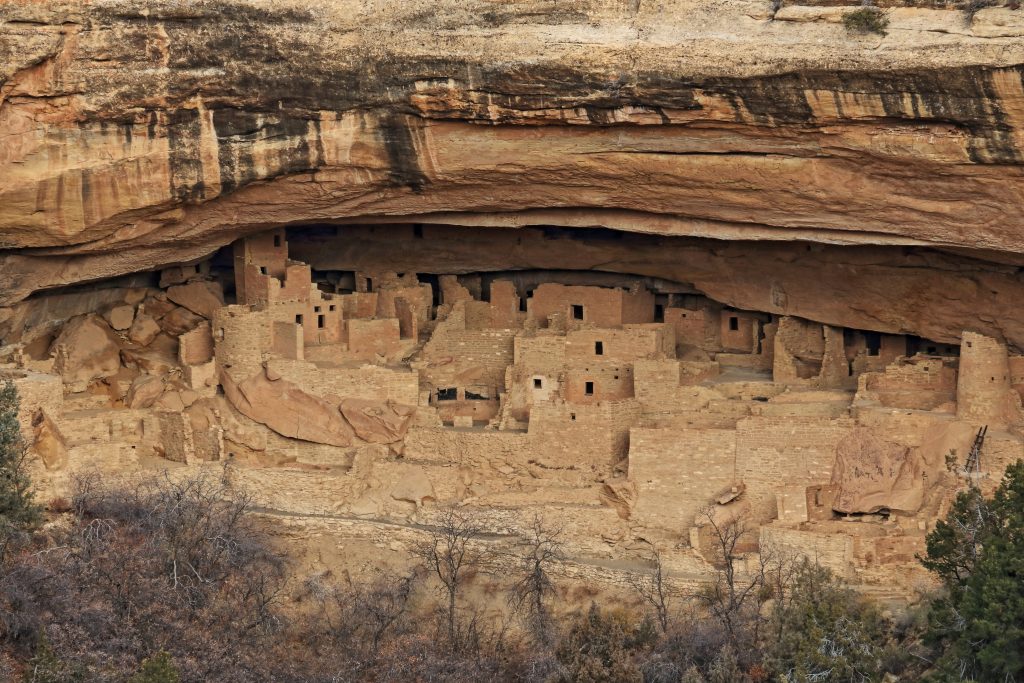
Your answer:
222;371;354;447
339;399;414;444
51;315;122;392
831;428;924;514
165;282;225;320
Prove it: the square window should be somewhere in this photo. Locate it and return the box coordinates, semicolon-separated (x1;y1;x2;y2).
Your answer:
572;304;584;320
595;341;604;355
295;314;303;325
259;266;268;275
585;381;594;396
729;316;739;331
534;378;543;389
329;305;336;312
314;306;322;313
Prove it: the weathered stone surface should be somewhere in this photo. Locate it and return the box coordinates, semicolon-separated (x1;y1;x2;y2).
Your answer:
340;399;413;444
51;315;122;391
125;375;164;409
158;307;205;336
32;410;67;471
831;429;924;514
0;0;1023;320
128;314;161;347
165;282;225;320
222;371;354;447
104;305;135;331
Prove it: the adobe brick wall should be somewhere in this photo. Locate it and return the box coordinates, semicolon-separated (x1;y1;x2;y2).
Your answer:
628;426;737;534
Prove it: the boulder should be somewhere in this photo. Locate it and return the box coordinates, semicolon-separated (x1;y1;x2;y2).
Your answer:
105;304;135;331
159;306;205;336
32;410;67;470
128;314;161;346
221;371;354;447
126;375;164;409
339;399;414;444
831;428;924;514
166;281;225;319
51;315;122;391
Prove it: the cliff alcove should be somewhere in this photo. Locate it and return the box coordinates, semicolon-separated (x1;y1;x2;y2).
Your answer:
2;0;1024;604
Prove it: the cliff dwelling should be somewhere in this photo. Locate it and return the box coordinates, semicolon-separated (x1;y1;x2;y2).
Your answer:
3;219;1024;604
2;0;1024;650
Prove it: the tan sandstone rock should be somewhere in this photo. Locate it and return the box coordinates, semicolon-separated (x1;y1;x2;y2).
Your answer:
166;282;225;320
222;371;354;447
104;305;135;331
128;314;161;347
51;315;122;392
831;428;924;514
125;375;164;409
339;399;414;444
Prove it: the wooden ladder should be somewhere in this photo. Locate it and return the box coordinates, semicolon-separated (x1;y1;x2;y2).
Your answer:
964;425;988;480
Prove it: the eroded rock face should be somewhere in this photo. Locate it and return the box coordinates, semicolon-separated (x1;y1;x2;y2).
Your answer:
831;429;924;514
222;371;354;447
50;315;122;392
0;0;1023;316
339;399;413;444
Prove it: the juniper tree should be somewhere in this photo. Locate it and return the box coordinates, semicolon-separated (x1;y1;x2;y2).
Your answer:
921;460;1024;681
0;380;40;558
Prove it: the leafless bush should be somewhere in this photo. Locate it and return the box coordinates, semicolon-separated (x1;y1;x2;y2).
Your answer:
627;547;672;633
507;513;563;645
412;506;489;652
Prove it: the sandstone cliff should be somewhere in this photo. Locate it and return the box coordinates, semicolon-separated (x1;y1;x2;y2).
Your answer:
2;0;1024;338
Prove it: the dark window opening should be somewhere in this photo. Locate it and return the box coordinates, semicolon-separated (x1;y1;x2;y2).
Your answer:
437;388;457;401
273;235;281;248
572;305;584;320
570;413;576;421
865;332;882;357
329;305;336;312
595;341;604;355
614;375;619;380
927;346;937;354
317;315;325;329
729;316;739;331
314;306;321;313
417;273;442;307
259;266;268;275
295;314;303;325
585;381;594;396
366;278;373;293
413;224;424;239
654;304;664;323
534;378;543;389
466;389;489;400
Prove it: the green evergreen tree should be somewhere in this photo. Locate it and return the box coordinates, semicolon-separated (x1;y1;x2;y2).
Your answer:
0;380;41;558
129;651;181;683
22;635;84;683
768;559;887;681
921;460;1024;681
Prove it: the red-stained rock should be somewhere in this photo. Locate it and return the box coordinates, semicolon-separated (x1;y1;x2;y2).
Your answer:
339;399;414;444
831;428;924;514
222;371;354;447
